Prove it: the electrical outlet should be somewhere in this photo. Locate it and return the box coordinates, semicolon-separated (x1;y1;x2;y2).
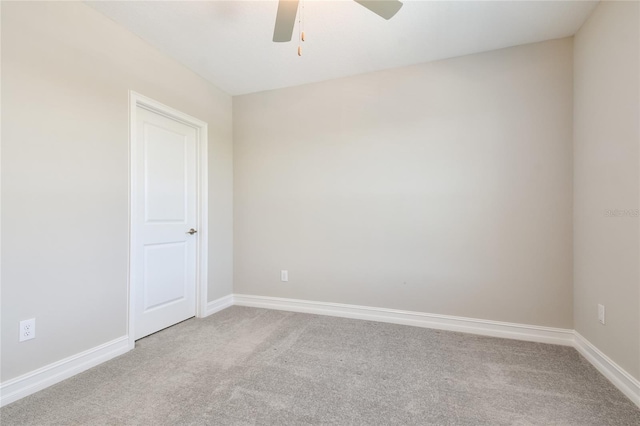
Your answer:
598;304;605;325
281;270;289;282
19;318;36;342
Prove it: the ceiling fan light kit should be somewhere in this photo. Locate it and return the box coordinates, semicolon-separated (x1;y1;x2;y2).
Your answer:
273;0;404;55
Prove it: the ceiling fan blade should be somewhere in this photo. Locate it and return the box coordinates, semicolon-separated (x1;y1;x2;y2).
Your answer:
273;0;299;42
353;0;403;20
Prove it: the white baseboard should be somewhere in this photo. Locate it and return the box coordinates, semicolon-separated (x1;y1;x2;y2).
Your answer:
233;294;640;409
574;332;640;408
0;294;234;407
204;294;234;317
0;335;130;407
4;295;639;411
233;294;575;346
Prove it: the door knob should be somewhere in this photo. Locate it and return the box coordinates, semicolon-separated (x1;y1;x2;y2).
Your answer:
187;228;198;235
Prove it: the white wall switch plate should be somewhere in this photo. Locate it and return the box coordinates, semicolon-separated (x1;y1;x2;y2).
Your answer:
20;318;36;342
281;270;288;282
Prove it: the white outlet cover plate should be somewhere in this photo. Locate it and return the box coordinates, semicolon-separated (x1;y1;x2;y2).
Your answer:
598;304;605;325
19;318;36;342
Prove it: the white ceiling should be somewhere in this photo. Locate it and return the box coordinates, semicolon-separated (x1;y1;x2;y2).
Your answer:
87;0;598;95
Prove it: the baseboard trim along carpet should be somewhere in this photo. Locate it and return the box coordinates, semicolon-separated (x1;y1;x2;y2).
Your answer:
233;294;575;346
2;295;639;410
574;331;640;408
233;294;640;410
0;335;130;407
204;294;235;317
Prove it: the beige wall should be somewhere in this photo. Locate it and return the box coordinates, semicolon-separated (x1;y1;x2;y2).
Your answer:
234;38;574;328
574;0;640;379
1;2;233;381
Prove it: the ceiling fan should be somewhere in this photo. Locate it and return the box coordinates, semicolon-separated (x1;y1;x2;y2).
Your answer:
273;0;404;42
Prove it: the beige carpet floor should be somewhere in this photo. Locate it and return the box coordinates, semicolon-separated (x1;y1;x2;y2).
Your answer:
1;306;639;425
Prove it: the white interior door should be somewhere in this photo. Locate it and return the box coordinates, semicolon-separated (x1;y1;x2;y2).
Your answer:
133;106;198;340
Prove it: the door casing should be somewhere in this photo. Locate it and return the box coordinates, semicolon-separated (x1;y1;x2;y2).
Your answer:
128;91;208;349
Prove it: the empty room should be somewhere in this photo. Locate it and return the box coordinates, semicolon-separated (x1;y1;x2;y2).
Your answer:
1;0;639;424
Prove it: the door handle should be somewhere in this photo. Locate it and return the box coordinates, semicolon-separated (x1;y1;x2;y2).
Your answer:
187;228;198;235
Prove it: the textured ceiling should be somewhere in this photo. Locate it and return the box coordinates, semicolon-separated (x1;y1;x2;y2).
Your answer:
87;1;598;95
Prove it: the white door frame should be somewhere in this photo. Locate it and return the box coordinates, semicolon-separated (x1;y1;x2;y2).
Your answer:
128;91;208;349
